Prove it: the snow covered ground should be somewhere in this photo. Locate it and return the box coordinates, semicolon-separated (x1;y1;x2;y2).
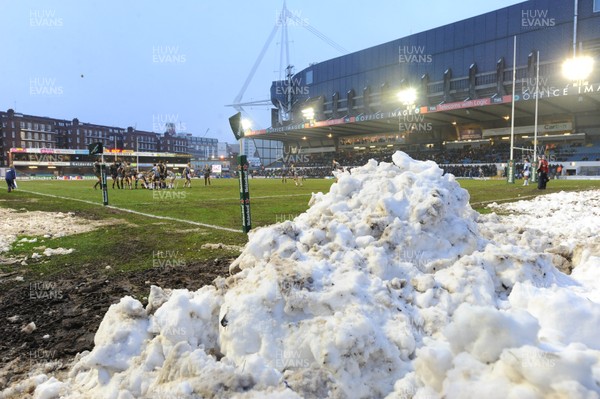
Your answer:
0;209;93;255
0;209;123;265
21;152;600;398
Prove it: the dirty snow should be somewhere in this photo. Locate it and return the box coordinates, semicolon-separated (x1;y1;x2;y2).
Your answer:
201;243;244;252
0;208;120;262
0;210;85;253
42;248;75;257
20;152;600;398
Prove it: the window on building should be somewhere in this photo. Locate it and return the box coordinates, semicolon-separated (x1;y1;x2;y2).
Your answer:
595;0;600;12
306;70;313;85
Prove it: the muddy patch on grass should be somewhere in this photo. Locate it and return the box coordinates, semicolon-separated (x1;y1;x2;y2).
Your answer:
0;257;233;395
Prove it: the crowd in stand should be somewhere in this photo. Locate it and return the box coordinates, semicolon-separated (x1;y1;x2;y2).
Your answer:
255;141;597;179
252;166;332;179
548;142;600;162
302;144;515;169
442;164;497;178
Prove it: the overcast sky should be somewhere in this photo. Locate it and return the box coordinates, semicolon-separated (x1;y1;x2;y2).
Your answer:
0;0;525;143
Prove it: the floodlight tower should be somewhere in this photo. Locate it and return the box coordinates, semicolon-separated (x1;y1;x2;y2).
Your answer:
226;1;347;157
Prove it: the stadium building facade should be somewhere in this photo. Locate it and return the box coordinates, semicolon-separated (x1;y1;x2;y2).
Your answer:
246;0;600;166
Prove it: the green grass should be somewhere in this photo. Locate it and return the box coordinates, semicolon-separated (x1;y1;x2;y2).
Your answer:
8;178;332;229
0;178;331;277
1;176;599;277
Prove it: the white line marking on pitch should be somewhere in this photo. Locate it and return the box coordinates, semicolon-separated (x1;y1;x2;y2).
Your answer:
130;193;312;205
17;189;241;233
471;194;539;207
203;193;312;201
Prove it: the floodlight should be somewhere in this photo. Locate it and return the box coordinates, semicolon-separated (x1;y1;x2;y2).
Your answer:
397;88;417;106
562;56;594;81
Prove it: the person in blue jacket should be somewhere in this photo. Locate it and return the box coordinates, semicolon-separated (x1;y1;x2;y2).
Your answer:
5;164;16;192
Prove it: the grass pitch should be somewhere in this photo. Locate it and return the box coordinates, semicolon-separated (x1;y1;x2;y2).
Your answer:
1;176;599;277
9;177;332;230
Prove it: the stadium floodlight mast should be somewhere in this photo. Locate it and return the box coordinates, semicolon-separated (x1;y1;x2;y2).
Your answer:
533;50;540;178
562;0;594;83
226;0;346;138
555;0;595;178
508;35;517;184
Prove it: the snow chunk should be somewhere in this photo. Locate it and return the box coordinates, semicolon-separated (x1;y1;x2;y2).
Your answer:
21;322;37;334
77;296;150;372
43;247;74;256
444;304;539;363
33;377;64;399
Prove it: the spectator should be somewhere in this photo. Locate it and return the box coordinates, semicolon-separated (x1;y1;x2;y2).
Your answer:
537;154;549;189
5;164;17;192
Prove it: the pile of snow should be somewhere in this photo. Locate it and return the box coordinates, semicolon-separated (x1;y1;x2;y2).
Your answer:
484;191;600;274
29;152;600;398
